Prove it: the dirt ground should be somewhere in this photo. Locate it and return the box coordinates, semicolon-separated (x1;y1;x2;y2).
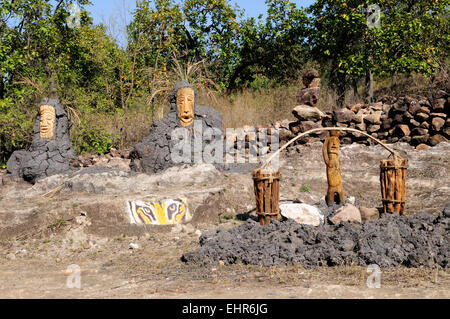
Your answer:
0;141;449;299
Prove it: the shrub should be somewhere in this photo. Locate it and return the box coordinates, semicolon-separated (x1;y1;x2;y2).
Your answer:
72;120;119;155
0;98;33;165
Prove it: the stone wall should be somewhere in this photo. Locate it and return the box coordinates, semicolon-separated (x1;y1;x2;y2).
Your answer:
275;88;449;148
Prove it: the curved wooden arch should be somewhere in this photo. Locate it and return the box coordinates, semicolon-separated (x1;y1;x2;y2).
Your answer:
261;127;403;169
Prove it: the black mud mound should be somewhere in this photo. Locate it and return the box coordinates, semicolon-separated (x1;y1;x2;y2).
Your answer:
182;204;450;268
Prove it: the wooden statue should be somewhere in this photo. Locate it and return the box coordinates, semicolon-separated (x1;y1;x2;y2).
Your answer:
322;130;345;206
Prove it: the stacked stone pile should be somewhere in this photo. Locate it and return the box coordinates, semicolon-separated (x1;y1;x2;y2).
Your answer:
274;87;449;147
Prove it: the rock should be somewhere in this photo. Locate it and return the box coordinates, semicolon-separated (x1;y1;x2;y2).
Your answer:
329;204;362;225
409;103;421;115
419;106;431;114
351;111;364;123
292;105;325;121
432;98;446;111
432;117;445;131
333;109;355;123
394;125;410;137
420;121;430;129
297;120;321;133
443;202;450;217
411;128;428;136
415;112;429;122
364;113;382;125
409;119;420;127
415;144;430;151
411;135;430;145
429;134;448;146
367;125;380;133
348;196;356;205
195;230;202;237
280;203;324;227
381;118;393;130
349;104;362;113
355;122;366;131
296;87;321;106
129;243;139;250
359;207;379;222
392;103;408;112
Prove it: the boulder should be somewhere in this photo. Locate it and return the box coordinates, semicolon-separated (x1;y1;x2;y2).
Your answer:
329;204;362;225
292;105;325;122
296;87;320;106
411;134;430;145
333;108;355;123
429;134;448;146
364;113;382;125
394;125;410;137
432;117;445;131
359;207;379;222
280;203;324;227
411;127;429;136
432;98;446;111
415;144;430;151
415;112;430;122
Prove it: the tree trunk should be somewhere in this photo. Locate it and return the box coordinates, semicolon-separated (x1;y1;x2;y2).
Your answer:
0;72;4;100
352;80;360;102
364;69;373;103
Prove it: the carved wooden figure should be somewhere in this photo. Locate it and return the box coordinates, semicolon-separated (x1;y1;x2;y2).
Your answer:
322;130;345;205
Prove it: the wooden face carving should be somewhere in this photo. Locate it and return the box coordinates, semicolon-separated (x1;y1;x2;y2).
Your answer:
39;105;55;139
327;136;340;155
176;87;195;127
327;131;340;155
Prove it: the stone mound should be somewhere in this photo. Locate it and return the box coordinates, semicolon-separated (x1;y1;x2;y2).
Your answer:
182;203;450;268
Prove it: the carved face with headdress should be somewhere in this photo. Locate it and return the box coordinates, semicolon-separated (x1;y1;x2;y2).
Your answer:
327;130;340;155
39;105;56;139
176;87;195;127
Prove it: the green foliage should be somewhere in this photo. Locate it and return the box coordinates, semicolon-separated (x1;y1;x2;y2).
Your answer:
0;0;448;165
72;120;119;155
300;184;311;193
0;97;33;164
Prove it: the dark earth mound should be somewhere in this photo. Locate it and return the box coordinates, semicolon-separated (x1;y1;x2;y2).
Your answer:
6;98;75;184
182;202;450;268
130;81;223;174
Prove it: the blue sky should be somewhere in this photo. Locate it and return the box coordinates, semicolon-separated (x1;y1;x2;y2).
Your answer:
87;0;316;26
85;0;315;46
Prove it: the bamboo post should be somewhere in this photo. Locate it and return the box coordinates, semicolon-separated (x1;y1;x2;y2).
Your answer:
252;168;281;226
380;157;408;215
